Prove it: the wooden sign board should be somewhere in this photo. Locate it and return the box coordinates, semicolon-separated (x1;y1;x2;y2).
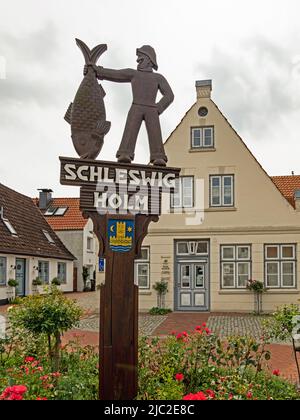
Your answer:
60;157;180;215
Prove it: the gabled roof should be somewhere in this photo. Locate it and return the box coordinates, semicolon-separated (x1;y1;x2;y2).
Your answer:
0;184;75;260
271;176;300;208
164;99;295;209
34;198;87;231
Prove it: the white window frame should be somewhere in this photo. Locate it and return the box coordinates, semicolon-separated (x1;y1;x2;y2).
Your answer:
57;262;67;284
265;261;280;288
265;245;280;260
211;176;222;207
237;262;251;289
87;237;94;252
135;247;150;289
281;245;296;260
221;262;236;289
222;246;235;261
0;256;7;286
265;244;296;289
281;261;296;288
2;218;17;236
221;245;252;289
210;175;234;208
43;230;55;244
38;261;49;284
171;177;194;209
181;264;191;289
237;246;251;261
191;127;214;149
177;242;190;256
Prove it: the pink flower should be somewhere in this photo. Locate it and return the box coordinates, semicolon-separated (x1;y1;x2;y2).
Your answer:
202;323;207;327
273;369;280;376
51;372;61;378
204;327;212;335
247;392;253;399
176;333;183;340
36;397;48;400
175;373;184;382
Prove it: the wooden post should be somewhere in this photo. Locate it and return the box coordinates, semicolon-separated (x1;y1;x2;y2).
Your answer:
86;213;158;400
60;157;180;400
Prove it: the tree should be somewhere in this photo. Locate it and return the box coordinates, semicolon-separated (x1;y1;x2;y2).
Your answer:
9;286;82;371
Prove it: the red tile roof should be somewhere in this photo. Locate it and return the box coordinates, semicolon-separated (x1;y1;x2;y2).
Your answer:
34;198;87;231
0;184;75;260
271;175;300;208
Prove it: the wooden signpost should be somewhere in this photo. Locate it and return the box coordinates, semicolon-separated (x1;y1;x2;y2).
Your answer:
60;158;180;399
60;39;180;399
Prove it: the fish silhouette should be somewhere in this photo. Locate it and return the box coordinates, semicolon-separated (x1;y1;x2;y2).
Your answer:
65;39;111;160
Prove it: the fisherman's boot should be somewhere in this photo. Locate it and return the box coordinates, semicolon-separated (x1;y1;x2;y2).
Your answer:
153;159;167;167
117;154;132;164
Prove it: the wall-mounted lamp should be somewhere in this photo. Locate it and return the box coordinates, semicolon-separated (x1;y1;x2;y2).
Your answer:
10;265;16;270
33;266;39;271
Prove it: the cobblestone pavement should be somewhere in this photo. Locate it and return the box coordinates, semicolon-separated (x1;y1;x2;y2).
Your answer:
78;314;167;336
207;315;267;340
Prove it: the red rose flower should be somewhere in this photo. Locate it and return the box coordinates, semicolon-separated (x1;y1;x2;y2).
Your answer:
273;369;280;376
175;373;184;382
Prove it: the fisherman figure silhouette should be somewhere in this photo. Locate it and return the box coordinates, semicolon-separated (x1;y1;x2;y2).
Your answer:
85;45;174;167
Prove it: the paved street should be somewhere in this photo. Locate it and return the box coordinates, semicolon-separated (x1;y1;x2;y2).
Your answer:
1;293;299;383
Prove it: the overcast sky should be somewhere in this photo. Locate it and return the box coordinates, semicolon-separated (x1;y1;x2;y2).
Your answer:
1;0;300;197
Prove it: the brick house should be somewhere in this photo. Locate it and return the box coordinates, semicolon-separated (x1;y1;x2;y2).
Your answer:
0;184;75;304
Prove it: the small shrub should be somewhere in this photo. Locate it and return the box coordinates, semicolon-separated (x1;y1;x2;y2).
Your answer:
7;279;18;288
32;278;43;286
149;307;172;316
263;304;300;341
51;278;61;286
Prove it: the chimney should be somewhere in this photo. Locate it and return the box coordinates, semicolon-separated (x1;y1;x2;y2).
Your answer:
196;80;212;99
294;190;300;212
38;189;53;210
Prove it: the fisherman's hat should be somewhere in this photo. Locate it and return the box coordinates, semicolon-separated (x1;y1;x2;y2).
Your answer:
136;45;158;70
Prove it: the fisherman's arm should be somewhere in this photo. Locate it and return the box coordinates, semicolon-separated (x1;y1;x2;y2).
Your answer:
156;75;175;115
94;66;134;83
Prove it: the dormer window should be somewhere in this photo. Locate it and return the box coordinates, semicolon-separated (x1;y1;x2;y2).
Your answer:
43;230;55;244
191;127;214;149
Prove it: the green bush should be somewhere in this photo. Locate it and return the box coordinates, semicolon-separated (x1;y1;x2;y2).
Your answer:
32;278;43;286
263;304;300;342
7;279;18;288
149;307;172;316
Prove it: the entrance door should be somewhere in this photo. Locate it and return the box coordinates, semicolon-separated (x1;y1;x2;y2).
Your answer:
15;259;26;297
176;262;209;311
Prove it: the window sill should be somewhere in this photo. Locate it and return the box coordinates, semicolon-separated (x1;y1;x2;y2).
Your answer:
189;148;216;153
219;290;299;295
205;207;237;212
139;290;152;295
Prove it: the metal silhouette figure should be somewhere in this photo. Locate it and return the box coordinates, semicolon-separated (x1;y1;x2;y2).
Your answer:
65;39;111;160
86;45;174;166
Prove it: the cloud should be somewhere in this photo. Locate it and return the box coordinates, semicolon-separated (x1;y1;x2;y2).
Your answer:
198;35;300;140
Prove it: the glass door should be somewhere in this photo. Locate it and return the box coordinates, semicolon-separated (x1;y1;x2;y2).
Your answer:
177;262;209;311
15;259;26;296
